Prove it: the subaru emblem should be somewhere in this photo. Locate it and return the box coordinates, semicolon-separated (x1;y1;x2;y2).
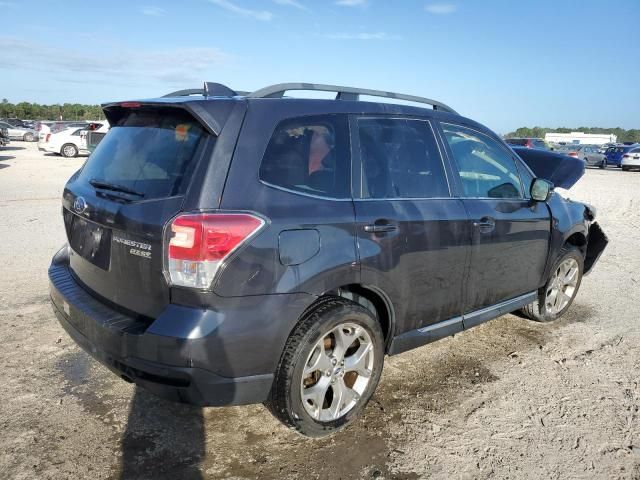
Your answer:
73;196;87;214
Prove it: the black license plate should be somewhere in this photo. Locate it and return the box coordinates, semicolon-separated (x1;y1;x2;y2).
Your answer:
69;215;112;270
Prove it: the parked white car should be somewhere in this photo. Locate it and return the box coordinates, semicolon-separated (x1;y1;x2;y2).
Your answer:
621;145;640;171
38;127;90;157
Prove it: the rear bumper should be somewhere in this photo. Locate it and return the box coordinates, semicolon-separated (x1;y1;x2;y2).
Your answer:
49;246;314;406
621;158;640;167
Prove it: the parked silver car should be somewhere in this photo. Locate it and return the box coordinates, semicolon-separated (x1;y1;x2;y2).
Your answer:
0;121;37;142
556;144;607;168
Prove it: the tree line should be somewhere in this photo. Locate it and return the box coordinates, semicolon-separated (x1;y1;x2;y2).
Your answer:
505;126;640;144
0;99;105;121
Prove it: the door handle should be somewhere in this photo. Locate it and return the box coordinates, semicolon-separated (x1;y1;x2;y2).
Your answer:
364;223;398;233
473;217;495;232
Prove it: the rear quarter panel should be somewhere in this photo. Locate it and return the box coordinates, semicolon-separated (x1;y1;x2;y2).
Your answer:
214;100;359;297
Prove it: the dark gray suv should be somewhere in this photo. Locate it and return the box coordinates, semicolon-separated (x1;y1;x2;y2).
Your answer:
49;82;607;437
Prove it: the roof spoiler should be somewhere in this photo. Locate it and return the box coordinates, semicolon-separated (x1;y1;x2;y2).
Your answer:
162;82;458;114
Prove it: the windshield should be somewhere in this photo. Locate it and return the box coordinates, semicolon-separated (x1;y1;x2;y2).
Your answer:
78;108;206;199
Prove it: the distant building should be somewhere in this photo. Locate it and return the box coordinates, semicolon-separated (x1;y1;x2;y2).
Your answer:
544;132;617;145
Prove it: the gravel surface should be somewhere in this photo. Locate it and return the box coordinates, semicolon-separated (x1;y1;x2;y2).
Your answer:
0;143;638;480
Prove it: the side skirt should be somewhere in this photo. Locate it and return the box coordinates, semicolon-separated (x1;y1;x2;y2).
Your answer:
388;291;537;356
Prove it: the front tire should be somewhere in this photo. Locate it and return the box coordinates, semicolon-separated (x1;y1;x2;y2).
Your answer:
267;297;384;437
61;143;78;158
622;166;630;171
520;245;583;322
599;159;606;169
23;133;34;142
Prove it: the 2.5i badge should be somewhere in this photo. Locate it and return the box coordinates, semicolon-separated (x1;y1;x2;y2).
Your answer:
113;236;152;259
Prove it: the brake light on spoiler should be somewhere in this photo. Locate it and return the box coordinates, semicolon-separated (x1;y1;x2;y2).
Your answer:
165;213;266;289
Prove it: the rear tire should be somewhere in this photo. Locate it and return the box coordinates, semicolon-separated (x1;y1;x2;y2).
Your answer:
622;166;630;171
267;297;384;438
520;245;583;322
61;143;78;158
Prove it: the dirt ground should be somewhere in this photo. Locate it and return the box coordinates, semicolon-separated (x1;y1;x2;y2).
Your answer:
0;142;638;480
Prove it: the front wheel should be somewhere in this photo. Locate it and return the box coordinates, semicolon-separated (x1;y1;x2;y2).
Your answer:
599;159;607;169
23;133;34;142
520;245;583;322
622;166;630;171
267;297;384;437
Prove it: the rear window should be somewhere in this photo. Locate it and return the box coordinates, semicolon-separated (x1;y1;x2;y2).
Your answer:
78;108;206;199
505;138;527;146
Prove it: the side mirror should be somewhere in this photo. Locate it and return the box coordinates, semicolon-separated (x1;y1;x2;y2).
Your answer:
531;178;553;202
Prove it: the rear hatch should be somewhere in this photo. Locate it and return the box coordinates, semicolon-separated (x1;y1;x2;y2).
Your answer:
62;106;212;319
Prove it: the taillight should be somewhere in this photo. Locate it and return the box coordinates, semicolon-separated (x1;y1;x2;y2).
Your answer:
622;154;631;158
166;213;266;289
45;134;51;142
568;152;578;157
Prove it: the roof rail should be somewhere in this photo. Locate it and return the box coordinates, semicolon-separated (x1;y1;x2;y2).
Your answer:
163;82;248;98
247;82;458;115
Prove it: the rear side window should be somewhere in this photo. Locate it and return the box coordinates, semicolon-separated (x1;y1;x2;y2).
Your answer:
78;108;205;199
356;118;449;199
442;123;524;199
259;115;350;198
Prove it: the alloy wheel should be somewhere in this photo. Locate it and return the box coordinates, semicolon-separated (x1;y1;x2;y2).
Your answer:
62;145;77;157
300;322;374;422
545;258;579;315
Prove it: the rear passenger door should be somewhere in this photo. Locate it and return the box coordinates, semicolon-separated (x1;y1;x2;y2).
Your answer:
352;117;471;334
439;123;551;315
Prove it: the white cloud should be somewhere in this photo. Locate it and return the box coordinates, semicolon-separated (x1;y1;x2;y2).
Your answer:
424;3;457;14
207;0;273;21
273;0;308;10
140;6;166;16
323;32;399;40
0;37;230;86
334;0;366;6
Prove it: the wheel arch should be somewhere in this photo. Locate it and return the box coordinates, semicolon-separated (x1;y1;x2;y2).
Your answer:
324;284;396;352
564;231;587;255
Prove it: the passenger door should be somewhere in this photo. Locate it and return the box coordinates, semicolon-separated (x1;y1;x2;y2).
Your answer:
352;117;471;334
439;122;551;314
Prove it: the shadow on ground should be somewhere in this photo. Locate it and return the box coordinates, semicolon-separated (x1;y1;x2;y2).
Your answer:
119;389;205;480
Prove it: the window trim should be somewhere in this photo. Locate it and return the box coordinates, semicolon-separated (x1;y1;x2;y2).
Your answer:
439;121;528;200
257;113;352;201
351;115;453;200
258;179;353;201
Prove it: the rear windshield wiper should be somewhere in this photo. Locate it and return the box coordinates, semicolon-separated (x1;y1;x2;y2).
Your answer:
89;179;145;197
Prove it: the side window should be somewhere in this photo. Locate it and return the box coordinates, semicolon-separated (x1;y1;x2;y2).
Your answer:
442;123;524;199
515;160;534;199
259;115;350;198
356;118;449;199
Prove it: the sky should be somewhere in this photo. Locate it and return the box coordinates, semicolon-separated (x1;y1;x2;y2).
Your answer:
0;0;638;133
